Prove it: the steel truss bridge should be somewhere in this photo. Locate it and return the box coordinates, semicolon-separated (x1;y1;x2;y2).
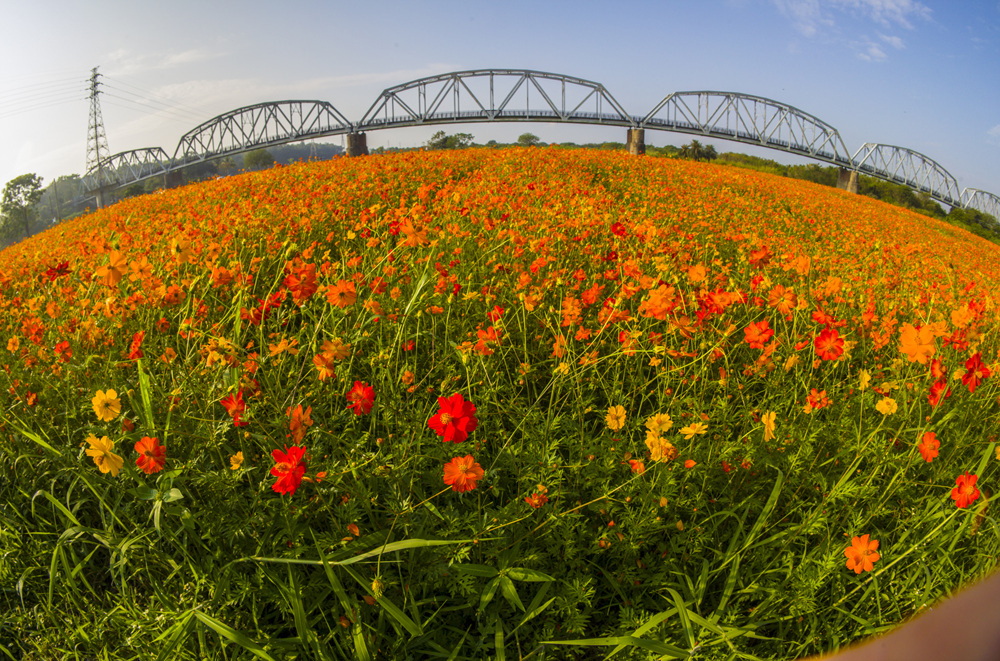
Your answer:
84;69;999;217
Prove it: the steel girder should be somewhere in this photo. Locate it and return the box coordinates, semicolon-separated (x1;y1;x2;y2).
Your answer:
640;91;853;167
852;143;961;207
173;100;352;164
961;188;1000;219
83;147;171;192
357;69;636;130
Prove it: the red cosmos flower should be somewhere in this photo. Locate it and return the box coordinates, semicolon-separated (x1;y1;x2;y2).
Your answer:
487;305;505;322
928;379;951;407
271;445;307;496
128;331;145;360
525;491;549;508
428;393;478;443
951;472;981;509
744;320;774;349
220;390;248;427
54;340;72;363
917;431;940;463
442;455;484;493
346;381;374;415
961;353;991;394
134;436;166;474
43;261;70;281
814;328;844;361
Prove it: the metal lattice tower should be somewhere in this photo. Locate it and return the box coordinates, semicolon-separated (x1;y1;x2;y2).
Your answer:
86;67;110;204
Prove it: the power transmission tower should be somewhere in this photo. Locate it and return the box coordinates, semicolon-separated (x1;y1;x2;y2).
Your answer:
86;66;111;208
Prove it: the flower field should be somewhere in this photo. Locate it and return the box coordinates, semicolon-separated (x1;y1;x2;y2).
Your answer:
2;147;1000;659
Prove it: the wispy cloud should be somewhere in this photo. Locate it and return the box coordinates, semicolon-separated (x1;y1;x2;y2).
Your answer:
103;47;225;77
879;33;905;49
988;124;1000;144
856;39;888;61
772;0;930;36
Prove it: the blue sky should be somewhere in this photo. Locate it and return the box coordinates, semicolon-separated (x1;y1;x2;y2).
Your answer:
1;0;998;197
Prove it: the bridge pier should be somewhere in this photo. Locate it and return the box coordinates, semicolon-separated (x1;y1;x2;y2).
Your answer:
627;128;645;156
347;132;369;157
837;168;858;194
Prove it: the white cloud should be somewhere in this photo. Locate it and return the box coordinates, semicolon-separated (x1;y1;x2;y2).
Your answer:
856;39;888;61
988;124;1000;144
879;33;905;49
103;47;225;77
772;0;930;36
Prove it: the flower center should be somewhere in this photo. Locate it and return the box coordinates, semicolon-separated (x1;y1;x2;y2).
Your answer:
440;413;453;425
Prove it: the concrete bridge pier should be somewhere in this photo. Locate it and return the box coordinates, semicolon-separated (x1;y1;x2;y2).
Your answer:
837;167;858;194
347;132;369;157
627;128;645;155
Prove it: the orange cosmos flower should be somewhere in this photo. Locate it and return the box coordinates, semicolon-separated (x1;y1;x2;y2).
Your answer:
844;534;880;574
814;328;844;361
443;455;484;493
92;389;121;422
313;352;337;381
918;431;940;463
230;451;244;470
134;436;166;475
286;404;313;443
898;323;936;364
951;472;981;508
94;250;127;287
326;280;357;308
762;411;777;442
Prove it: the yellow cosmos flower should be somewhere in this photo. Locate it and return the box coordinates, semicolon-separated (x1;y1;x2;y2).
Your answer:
92;389;121;422
875;397;897;415
645;413;673;434
85;434;123;477
762;411;777;442
606;405;626;432
230;451;244;470
858;370;871;391
679;422;708;440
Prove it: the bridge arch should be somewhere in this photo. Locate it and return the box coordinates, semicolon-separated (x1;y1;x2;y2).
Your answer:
639;91;853;167
83;146;171;191
357;69;636;130
172;100;353;164
852;143;961;207
961;188;1000;218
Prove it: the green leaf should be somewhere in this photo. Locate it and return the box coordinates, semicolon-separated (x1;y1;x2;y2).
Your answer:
542;636;688;657
450;563;499;578
192;611;277;661
499;575;524;612
162;488;184;503
480;575;501;612
506;567;555;582
136;359;156;434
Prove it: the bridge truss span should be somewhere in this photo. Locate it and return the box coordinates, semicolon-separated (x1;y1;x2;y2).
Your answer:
639;91;853;167
852;143;961;207
173;100;353;164
357;69;636;130
83;146;171;191
961;188;1000;219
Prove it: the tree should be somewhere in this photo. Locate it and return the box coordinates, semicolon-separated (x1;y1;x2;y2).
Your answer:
679;140;717;162
426;131;474;150
217;156;238;175
243;149;275;170
517;133;541;147
1;173;44;240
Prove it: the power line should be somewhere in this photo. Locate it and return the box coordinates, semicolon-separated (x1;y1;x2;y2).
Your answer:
101;90;206;123
103;75;212;120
